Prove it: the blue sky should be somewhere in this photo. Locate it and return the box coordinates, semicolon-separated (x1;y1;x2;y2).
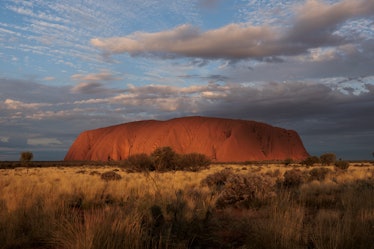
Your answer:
1;0;373;161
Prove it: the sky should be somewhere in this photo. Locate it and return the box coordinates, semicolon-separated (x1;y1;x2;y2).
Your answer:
0;0;373;161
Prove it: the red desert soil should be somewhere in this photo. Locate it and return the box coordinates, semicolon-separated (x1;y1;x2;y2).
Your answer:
64;116;309;162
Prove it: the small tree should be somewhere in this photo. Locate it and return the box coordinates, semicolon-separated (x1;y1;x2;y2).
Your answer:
178;153;211;171
283;169;305;188
20;151;33;163
320;153;336;166
151;147;179;171
309;167;331;181
301;156;320;166
121;153;155;172
335;159;349;170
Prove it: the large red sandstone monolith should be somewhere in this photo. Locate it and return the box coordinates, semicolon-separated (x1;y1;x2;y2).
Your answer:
64;116;309;162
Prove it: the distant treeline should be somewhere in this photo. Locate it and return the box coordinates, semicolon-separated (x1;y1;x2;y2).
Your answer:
0;160;119;169
0;160;277;169
1;159;373;170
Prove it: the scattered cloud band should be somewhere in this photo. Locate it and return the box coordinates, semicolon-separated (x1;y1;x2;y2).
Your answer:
92;0;374;60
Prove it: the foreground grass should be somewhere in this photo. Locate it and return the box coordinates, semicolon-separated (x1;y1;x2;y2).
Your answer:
0;164;373;249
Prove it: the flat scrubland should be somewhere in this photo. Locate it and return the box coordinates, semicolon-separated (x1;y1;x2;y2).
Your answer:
0;163;374;249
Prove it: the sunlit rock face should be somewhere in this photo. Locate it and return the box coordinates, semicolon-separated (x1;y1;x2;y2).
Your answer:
64;116;309;162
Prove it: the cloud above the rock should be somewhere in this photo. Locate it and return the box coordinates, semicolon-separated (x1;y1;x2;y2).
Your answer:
91;0;374;60
71;70;122;94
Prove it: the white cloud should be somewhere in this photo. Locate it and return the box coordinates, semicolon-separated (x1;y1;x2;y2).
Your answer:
91;23;278;59
0;27;17;35
27;137;62;146
74;98;108;105
92;0;374;61
0;136;9;143
25;110;73;120
4;99;52;110
71;70;120;82
71;82;110;94
6;5;65;23
43;76;55;81
2;0;201;75
71;70;122;94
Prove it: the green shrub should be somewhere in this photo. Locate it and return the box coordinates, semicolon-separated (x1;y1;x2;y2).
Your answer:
320;153;337;166
120;149;211;172
265;169;281;178
201;168;234;191
121;153;155;172
151;147;179;171
215;173;276;209
302;156;320;166
178;153;211;171
202;170;276;209
309;167;331;181
335;160;349;170
282;169;306;188
20;151;33;162
100;171;122;181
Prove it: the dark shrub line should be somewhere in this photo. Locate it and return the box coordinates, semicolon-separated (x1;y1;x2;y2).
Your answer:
121;147;211;172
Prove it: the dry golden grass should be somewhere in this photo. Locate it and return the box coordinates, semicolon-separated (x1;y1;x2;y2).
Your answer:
0;163;373;249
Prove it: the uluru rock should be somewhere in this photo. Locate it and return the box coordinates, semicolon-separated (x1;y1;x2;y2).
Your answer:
64;116;309;162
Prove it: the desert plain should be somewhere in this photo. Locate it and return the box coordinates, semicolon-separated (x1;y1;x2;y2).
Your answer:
1;161;373;249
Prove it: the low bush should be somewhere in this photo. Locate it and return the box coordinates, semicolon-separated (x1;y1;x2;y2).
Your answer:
282;169;306;188
309;167;331;181
201;170;276;208
201;168;235;191
20;151;33;162
214;173;276;209
121;153;155;172
100;171;122;181
335;160;350;170
177;153;211;171
301;156;320;166
265;169;281;178
120;147;210;172
151;147;179;171
320;153;337;166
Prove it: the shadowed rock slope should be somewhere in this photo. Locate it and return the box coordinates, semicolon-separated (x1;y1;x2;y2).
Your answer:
64;116;309;162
